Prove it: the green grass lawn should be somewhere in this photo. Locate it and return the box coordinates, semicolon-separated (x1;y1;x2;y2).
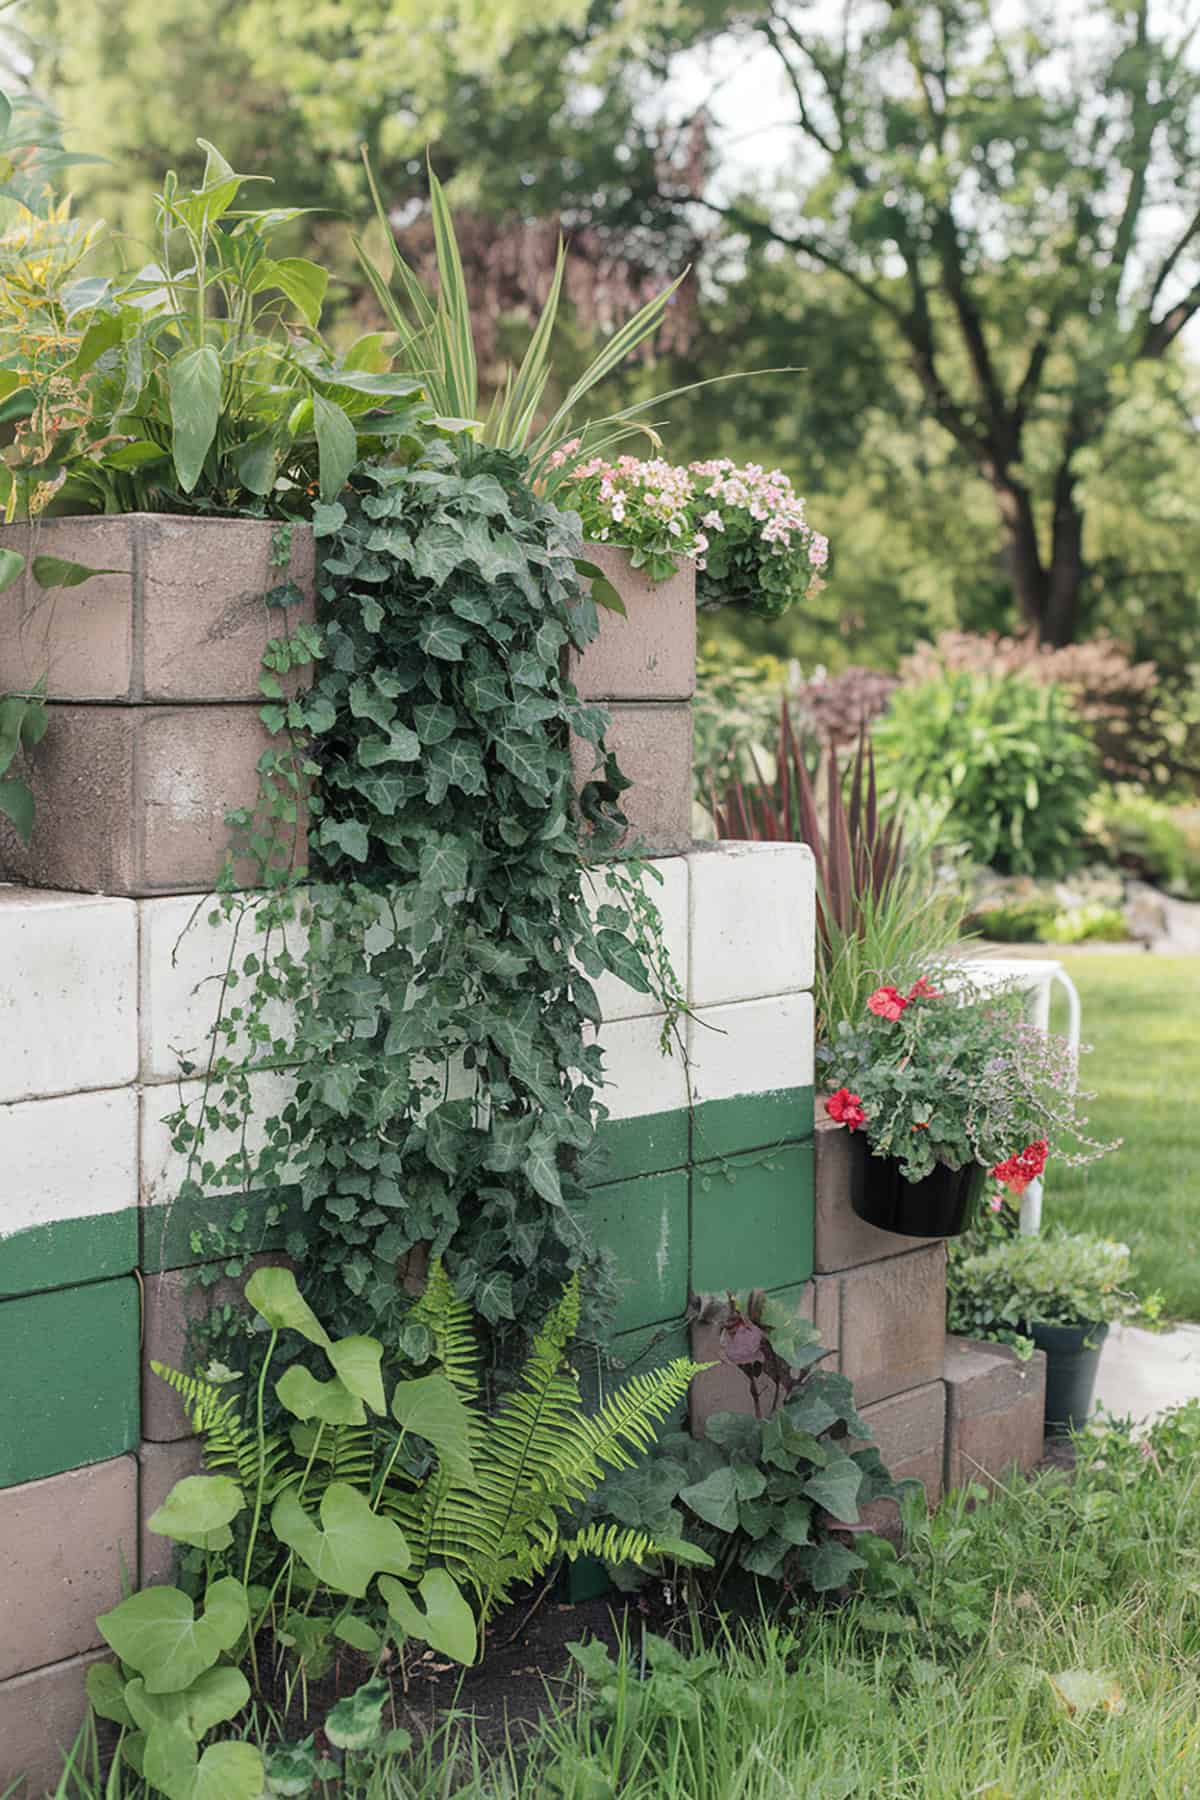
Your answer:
1044;953;1200;1319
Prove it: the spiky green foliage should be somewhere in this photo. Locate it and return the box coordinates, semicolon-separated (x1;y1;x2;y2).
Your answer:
388;1275;700;1618
405;1260;479;1398
150;1360;291;1498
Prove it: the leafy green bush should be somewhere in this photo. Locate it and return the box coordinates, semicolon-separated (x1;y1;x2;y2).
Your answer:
1087;784;1200;898
947;1231;1136;1341
970;894;1128;943
1040;900;1128;944
874;670;1098;876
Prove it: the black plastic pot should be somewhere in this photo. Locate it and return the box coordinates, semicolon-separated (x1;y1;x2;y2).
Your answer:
1024;1319;1109;1435
847;1132;984;1238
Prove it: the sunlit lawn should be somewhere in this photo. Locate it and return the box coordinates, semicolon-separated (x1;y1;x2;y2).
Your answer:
1044;954;1200;1320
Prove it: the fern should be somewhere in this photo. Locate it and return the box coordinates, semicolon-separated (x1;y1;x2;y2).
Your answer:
406;1261;479;1400
289;1421;376;1500
150;1361;290;1500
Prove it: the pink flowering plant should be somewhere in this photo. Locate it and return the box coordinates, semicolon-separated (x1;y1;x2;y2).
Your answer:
817;967;1118;1185
551;447;829;618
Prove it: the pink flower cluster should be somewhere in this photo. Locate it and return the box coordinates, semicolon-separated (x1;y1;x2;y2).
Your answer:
687;458;829;571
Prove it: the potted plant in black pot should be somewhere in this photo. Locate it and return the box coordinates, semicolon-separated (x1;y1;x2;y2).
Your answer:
817;968;1116;1238
947;1232;1138;1433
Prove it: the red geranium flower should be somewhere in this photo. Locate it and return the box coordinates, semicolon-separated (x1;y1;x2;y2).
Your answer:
867;985;908;1022
990;1138;1048;1194
906;976;941;1001
825;1087;867;1131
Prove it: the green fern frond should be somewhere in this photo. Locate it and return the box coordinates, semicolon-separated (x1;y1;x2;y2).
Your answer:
289;1421;376;1499
150;1360;289;1499
407;1259;479;1399
558;1523;659;1568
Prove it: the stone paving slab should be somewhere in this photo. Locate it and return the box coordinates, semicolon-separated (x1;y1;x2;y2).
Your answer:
1093;1322;1200;1425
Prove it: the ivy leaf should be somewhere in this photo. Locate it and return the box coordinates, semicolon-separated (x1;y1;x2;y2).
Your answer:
794;1540;866;1593
349;677;396;731
493;730;551;795
525;1130;563;1208
413;703;457;744
270;1483;411;1598
418;834;469;896
358;729;420;765
319;1062;360;1118
475;1268;516;1323
595;928;654;995
379;1569;477;1666
97;1578;248;1695
418;616;470;661
319;818;370;863
464;669;508;713
679;1466;740;1533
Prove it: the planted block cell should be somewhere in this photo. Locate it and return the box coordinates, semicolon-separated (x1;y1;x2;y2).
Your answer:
691;1145;814;1296
584;1170;689;1335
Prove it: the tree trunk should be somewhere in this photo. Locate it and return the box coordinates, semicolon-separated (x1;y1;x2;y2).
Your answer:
1044;488;1085;647
992;478;1049;637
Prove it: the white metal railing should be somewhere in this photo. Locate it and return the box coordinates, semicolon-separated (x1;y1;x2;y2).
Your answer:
957;956;1082;1234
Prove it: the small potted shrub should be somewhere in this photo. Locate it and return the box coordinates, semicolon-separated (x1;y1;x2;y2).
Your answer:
817;970;1116;1238
947;1232;1136;1432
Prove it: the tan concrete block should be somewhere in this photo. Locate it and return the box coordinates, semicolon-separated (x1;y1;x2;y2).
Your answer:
943;1335;1047;1494
142;1256;289;1440
838;1242;946;1407
568;543;696;702
0;515;314;702
853;1380;946;1525
138;1438;205;1589
814;1116;931;1272
0;1456;137;1681
688;1277;839;1434
0;1648;115;1797
0;703;300;895
573;703;693;855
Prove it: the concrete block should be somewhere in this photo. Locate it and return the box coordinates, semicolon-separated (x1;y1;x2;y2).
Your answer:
0;1456;137;1681
138;891;301;1082
141;1257;289;1440
140;1067;300;1213
943;1335;1047;1493
0;514;314;702
0;1280;140;1488
580;855;689;1023
854;1379;946;1518
687;842;815;1006
0;703;294;895
138;1438;205;1589
688;1278;839;1433
567;543;696;702
687;991;814;1158
692;1146;814;1294
584;1171;688;1335
837;1243;947;1408
0;1088;138;1298
594;1013;689;1126
0;1648;115;1797
572;702;693;855
0;890;137;1102
813;1116;930;1272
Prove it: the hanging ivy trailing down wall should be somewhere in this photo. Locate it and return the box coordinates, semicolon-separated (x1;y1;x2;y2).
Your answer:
170;436;684;1364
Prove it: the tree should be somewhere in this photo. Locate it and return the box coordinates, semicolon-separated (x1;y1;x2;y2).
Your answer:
662;0;1200;644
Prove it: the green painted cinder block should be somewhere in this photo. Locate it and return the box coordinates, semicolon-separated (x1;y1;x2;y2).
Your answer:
0;1208;139;1301
140;1186;306;1274
586;1170;688;1335
589;1109;689;1184
691;1085;814;1163
0;1279;140;1487
691;1143;814;1296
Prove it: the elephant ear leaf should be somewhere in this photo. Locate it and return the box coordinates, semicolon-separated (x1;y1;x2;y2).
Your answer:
270;1482;410;1598
97;1578;248;1695
146;1475;245;1551
379;1569;477;1666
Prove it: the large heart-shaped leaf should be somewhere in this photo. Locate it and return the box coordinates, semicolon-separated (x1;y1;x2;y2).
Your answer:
125;1665;250;1740
0;548;24;592
245;1267;331;1348
270;1482;411;1598
678;1465;740;1533
97;1578;248;1694
147;1474;245;1551
391;1373;474;1480
168;346;221;493
379;1570;477;1666
275;1364;364;1425
144;1728;265;1800
328;1335;387;1414
85;1661;134;1727
802;1454;863;1524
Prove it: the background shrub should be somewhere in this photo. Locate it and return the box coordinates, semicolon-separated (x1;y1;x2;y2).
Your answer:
1086;785;1200;898
874;669;1098;876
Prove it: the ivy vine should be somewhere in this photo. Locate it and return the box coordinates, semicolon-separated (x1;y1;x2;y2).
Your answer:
167;438;685;1366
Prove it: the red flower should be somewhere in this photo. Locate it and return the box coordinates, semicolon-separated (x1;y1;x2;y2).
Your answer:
906;976;941;1001
825;1088;867;1131
867;985;908;1022
990;1139;1048;1194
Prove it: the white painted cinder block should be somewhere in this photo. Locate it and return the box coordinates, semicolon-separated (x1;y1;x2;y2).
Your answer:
1;1087;138;1237
139;894;301;1084
594;1013;689;1121
0;888;137;1103
687;842;815;1007
686;992;814;1105
140;1068;301;1210
582;855;689;1022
